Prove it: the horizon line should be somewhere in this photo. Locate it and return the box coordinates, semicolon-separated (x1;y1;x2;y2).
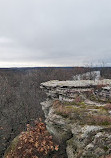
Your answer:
0;66;110;69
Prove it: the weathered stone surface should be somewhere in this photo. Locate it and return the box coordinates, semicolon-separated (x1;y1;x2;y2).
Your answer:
40;79;111;158
41;79;111;102
41;79;111;88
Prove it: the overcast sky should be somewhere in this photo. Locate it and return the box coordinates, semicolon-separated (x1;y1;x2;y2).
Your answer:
0;0;111;67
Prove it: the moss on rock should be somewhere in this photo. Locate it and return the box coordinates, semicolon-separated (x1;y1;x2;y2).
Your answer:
4;136;19;158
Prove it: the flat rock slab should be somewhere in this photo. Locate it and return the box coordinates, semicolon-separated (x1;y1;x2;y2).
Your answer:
41;79;111;88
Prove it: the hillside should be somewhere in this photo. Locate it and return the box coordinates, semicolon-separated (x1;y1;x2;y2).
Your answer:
1;67;111;157
0;67;90;157
4;78;111;158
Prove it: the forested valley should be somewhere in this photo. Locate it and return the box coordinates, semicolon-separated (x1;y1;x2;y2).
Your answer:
0;67;111;157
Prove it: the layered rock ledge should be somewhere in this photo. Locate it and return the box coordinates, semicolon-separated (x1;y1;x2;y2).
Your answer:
40;79;111;158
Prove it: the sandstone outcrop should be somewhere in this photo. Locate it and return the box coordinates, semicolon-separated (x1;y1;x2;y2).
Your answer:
40;79;111;158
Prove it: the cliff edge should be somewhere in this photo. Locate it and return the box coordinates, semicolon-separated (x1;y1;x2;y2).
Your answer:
40;79;111;158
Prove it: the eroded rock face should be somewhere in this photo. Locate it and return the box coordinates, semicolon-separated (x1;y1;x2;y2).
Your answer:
40;79;111;158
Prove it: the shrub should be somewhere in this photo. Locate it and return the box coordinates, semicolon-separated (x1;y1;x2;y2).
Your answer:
5;119;59;158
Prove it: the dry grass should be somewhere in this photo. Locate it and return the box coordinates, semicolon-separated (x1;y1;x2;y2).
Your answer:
88;115;111;126
53;100;87;122
103;104;111;110
54;105;73;118
53;100;72;117
53;100;111;125
100;155;111;158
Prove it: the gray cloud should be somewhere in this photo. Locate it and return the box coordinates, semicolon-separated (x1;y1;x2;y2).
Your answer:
0;0;111;67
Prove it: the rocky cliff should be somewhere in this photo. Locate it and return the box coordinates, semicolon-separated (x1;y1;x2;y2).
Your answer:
40;80;111;158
